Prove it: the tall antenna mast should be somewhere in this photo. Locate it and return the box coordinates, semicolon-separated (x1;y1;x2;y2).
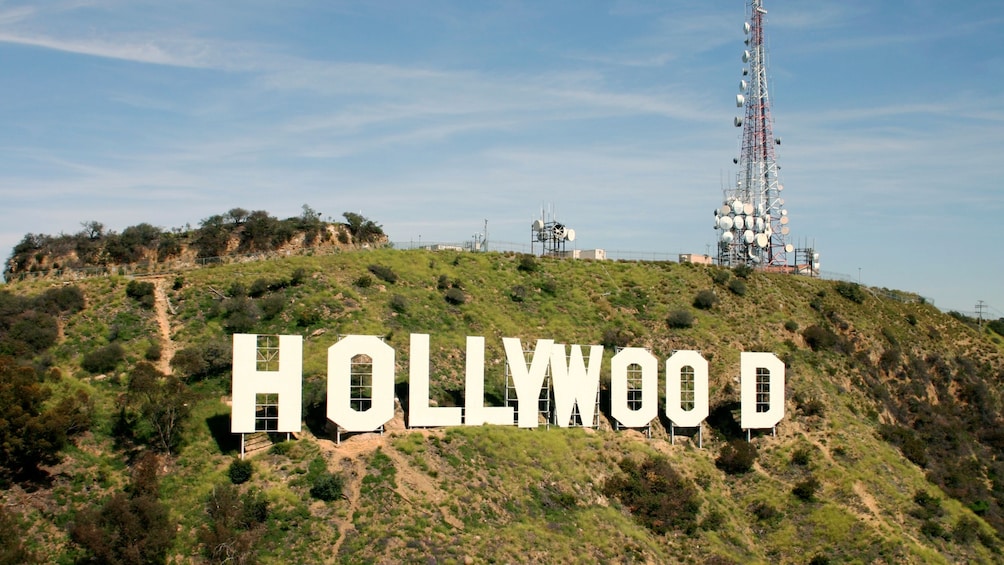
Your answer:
714;0;792;269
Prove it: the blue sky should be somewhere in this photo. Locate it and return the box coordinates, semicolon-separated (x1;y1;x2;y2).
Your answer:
1;1;1002;316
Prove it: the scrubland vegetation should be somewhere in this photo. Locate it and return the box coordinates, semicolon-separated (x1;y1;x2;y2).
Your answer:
2;212;1004;563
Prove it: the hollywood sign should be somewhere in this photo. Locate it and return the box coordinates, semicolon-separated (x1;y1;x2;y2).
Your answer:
230;333;784;436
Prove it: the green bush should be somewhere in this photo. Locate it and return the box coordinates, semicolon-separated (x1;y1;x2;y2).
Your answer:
715;439;757;475
792;476;820;501
727;278;747;296
510;285;527;302
666;309;695;329
249;278;270;298
802;325;838;351
354;274;373;288
445;288;466;305
125;280;156;308
835;281;866;304
390;294;408;313
783;320;799;332
367;264;398;284
693;290;718;310
144;341;162;362
711;269;730;285
260;294;286;320
733;264;753;279
310;472;345;501
517;254;538;273
81;343;125;374
603;456;700;534
791;446;812;466
228;458;253;484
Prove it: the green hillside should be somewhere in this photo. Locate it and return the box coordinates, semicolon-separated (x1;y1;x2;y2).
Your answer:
2;246;1004;564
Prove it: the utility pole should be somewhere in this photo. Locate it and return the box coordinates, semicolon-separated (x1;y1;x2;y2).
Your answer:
976;300;986;331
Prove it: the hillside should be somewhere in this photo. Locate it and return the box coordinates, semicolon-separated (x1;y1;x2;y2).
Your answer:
2;247;1004;564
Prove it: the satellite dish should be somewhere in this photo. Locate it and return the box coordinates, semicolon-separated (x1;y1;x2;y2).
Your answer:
778;198;784;205
731;199;743;214
719;216;734;230
734;116;743;127
780;216;789;225
720;205;731;215
785;243;794;253
781;209;787;216
740;80;748;91
565;228;576;242
733;215;745;230
742;50;751;63
743;203;754;215
780;226;790;235
743;230;755;243
744;22;751;34
736;94;745;107
721;231;734;243
532;219;543;231
553;225;566;239
755;217;765;232
743;67;749;76
813;252;820;261
778;184;784;191
755;233;768;248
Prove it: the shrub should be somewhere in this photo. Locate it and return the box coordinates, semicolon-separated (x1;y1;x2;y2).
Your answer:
228;458;253;485
835;281;866;303
260;294;286;320
711;269;730;285
603;456;700;534
733;264;753;279
354;274;373;288
390;294;408;314
510;285;527;302
290;267;307;286
540;278;558;296
792;476;820;501
911;490;943;519
783;320;799;332
517;254;538;273
693;290;718;310
310;472;345;501
81;343;125;374
727;278;747;296
144;341;162;362
667;309;695;329
437;274;450;290
715;439;757;475
601;327;634;349
367;264;398;284
445;288;466;305
802;325;837;351
248;278;270;298
796;396;826;418
791;447;812;466
125;280;156;308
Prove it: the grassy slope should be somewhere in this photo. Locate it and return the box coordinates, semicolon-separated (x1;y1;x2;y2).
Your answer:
3;249;1004;563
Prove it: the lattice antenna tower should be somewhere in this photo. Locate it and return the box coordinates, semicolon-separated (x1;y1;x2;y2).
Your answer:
714;0;793;268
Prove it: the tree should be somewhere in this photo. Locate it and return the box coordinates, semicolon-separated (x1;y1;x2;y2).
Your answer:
124;362;193;455
199;484;269;565
604;456;700;534
342;212;384;244
0;356;89;480
70;452;175;565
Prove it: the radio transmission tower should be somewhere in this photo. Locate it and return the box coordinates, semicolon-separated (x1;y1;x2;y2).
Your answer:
714;0;793;269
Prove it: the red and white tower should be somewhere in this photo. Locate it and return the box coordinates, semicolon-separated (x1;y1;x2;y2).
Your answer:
714;0;793;269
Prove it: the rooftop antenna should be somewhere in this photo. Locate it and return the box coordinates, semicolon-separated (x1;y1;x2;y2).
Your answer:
531;204;576;257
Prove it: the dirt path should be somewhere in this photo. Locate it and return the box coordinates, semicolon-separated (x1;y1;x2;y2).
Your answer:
151;277;176;374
